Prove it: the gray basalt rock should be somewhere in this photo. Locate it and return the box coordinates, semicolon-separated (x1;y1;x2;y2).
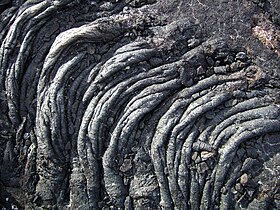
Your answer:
0;0;279;209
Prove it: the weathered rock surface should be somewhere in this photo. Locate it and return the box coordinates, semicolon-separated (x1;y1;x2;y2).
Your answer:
0;0;279;209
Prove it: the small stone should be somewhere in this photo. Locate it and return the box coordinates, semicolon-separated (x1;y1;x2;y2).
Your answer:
213;66;227;74
214;51;229;59
206;56;215;66
247;189;255;197
87;45;96;55
124;66;131;71
214;60;221;66
230;61;248;72
236;52;248;62
224;54;234;64
192;152;198;161
23;133;30;139
108;117;114;125
230;62;239;72
196;66;205;76
198;162;208;174
206;67;214;76
235;183;242;192
205;111;215;120
221;187;227;194
201;151;215;160
123;6;130;13
240;173;248;186
187;38;200;48
11;205;18;210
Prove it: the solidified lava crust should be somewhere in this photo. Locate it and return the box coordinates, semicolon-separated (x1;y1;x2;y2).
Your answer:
0;0;279;209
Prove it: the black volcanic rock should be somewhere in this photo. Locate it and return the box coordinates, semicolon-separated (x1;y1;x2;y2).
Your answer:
0;0;279;209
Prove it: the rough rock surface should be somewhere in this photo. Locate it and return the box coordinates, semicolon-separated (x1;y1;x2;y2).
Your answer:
0;0;279;209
